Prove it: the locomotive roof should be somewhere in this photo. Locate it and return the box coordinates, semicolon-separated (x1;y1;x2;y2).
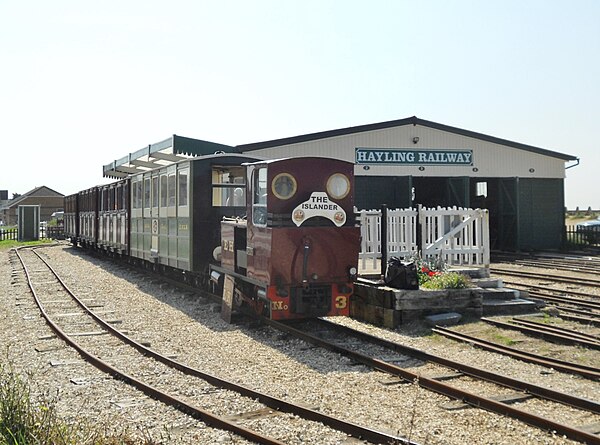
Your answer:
242;156;354;166
103;135;240;179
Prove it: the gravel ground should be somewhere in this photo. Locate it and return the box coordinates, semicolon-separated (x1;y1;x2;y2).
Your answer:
2;243;599;445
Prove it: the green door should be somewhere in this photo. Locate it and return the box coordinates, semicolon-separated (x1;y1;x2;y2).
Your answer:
498;178;519;250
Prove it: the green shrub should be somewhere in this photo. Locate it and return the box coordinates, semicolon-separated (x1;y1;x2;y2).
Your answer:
420;272;472;289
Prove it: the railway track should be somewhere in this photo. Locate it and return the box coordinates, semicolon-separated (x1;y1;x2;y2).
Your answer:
431;326;600;380
491;259;600;316
490;266;600;288
265;318;600;444
27;245;600;443
13;246;415;445
492;253;600;275
481;317;600;350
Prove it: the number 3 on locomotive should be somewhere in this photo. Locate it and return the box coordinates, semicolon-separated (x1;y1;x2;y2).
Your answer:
335;296;347;309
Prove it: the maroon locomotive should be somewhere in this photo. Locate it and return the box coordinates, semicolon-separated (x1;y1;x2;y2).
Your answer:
65;154;360;320
213;157;360;320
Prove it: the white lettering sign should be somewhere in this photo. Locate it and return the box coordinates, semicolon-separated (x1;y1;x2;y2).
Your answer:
292;192;346;227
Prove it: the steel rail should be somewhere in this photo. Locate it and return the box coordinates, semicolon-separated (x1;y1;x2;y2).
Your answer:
501;282;600;311
481;317;600;351
14;247;288;445
432;326;600;381
21;247;413;445
263;318;600;444
556;311;600;328
491;267;600;287
506;259;600;275
556;306;600;318
528;291;600;311
307;318;600;415
511;317;600;343
503;279;600;300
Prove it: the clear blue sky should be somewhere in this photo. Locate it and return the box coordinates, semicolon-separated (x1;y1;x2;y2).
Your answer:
1;1;598;209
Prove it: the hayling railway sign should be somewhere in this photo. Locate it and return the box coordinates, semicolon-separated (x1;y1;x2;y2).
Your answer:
355;148;473;166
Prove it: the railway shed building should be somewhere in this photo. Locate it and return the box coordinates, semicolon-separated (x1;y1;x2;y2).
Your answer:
235;117;578;251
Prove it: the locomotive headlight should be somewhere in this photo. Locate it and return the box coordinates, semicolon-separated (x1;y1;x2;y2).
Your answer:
327;173;350;199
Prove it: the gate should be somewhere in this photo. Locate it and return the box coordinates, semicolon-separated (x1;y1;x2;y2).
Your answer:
420;206;489;267
357;206;490;272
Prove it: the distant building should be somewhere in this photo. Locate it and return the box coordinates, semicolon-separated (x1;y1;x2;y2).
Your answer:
0;186;64;226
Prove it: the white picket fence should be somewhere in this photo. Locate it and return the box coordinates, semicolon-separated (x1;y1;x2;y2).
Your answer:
356;206;490;271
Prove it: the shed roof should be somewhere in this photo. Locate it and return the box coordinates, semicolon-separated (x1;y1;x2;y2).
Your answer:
235;116;578;162
1;186;64;210
103;134;236;178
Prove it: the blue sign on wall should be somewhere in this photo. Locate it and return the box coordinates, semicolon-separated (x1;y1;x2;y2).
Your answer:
355;148;473;166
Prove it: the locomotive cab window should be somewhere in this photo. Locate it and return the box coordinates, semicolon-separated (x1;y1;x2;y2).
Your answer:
272;173;296;200
327;173;350;200
252;167;267;226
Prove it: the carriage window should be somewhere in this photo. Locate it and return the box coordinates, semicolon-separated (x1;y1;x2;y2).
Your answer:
132;180;142;209
109;188;115;210
211;166;246;207
116;186;123;210
178;169;188;207
168;174;176;207
144;178;151;209
160;174;168;207
101;189;107;211
252;167;267;226
152;176;159;208
123;184;129;210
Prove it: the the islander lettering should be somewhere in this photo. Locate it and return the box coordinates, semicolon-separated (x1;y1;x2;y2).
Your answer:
301;195;340;211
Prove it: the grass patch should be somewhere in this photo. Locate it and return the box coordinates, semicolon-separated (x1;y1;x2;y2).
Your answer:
491;332;518;346
0;239;53;251
0;361;159;444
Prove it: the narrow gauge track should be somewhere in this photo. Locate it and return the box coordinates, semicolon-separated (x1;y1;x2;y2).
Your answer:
556;308;600;328
263;318;600;444
431;326;600;381
499;281;600;317
492;254;600;275
13;246;414;445
481;317;600;350
490;266;600;288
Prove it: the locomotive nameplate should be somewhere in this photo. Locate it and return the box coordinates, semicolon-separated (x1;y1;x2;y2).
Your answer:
292;192;346;227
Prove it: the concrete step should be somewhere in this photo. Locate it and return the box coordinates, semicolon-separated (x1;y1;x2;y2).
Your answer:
479;287;521;301
472;277;504;289
450;267;490;279
482;298;538;316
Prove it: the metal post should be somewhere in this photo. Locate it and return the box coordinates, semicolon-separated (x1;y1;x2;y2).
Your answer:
381;204;388;279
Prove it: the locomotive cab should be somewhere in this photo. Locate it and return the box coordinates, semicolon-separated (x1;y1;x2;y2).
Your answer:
218;157;360;320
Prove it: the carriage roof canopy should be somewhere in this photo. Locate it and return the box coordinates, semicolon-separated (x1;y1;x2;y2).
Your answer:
102;135;236;179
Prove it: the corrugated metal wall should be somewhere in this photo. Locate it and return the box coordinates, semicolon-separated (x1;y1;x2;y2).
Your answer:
246;125;567;179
